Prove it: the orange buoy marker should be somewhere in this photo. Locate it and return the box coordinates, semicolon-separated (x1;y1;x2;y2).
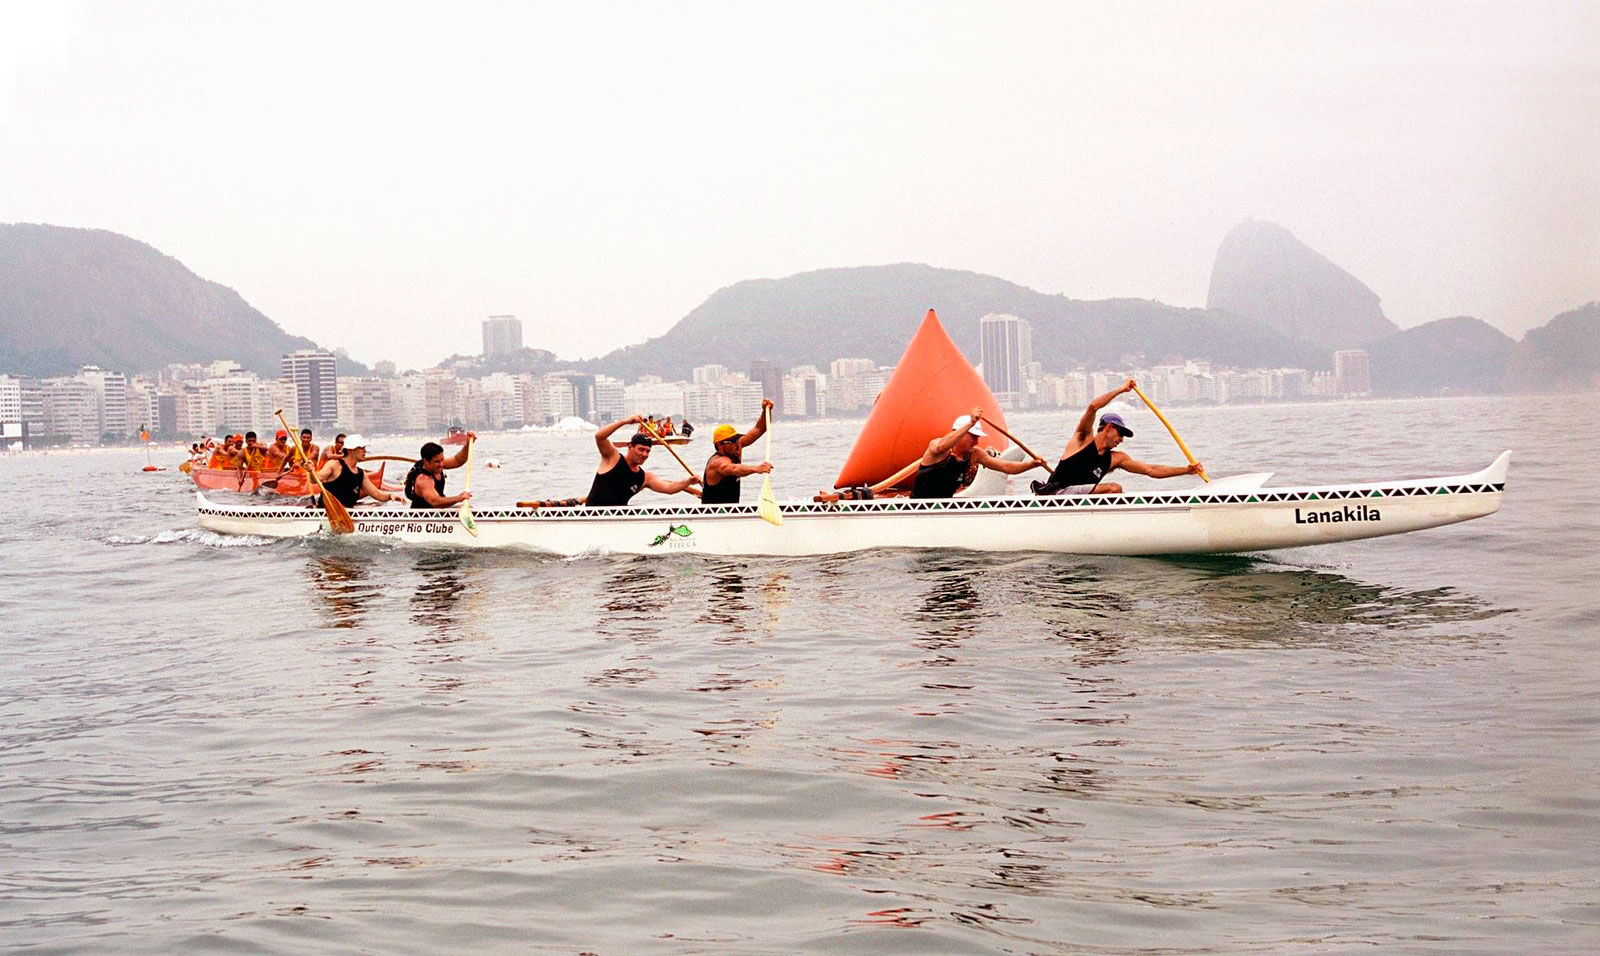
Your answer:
833;309;1009;491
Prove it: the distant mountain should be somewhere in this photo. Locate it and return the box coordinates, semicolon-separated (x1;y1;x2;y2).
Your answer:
1206;220;1400;351
1503;303;1600;393
582;263;1324;381
7;221;1583;399
1366;317;1516;396
0;223;361;378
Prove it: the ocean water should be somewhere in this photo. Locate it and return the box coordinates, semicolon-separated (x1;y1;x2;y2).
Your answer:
2;394;1597;954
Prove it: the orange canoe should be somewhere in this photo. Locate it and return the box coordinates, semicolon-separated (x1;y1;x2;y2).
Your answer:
833;309;1010;491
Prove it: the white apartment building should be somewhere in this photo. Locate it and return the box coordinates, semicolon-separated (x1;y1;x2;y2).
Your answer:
543;376;577;422
127;377;159;434
43;378;100;443
515;374;547;425
827;365;890;413
391;374;429;431
692;364;732;386
593;375;626;423
624;376;687;419
76;366;129;438
424;368;462;430
0;375;23;424
683;380;763;424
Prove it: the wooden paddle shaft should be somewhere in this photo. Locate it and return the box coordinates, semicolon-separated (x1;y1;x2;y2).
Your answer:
978;415;1051;470
639;420;702;498
640;420;695;476
274;409;354;531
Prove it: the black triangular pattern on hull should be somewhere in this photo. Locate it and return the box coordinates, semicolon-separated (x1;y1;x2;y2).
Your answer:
198;477;1504;525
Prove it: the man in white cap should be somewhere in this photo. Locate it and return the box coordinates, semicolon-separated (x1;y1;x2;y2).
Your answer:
310;434;405;508
1032;379;1204;495
910;406;1048;499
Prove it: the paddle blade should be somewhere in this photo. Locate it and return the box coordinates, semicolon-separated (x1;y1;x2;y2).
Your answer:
323;493;355;534
458;437;478;535
758;474;783;526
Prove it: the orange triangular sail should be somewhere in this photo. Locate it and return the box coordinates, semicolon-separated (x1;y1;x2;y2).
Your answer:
834;310;1009;490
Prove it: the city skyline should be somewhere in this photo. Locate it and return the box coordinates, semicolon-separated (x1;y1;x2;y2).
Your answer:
1;337;1378;448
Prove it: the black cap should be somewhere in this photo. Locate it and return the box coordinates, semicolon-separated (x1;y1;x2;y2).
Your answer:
628;432;655;446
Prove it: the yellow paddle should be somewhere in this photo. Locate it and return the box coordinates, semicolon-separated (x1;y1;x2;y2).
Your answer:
757;407;782;526
274;409;355;533
459;437;478;536
1129;385;1209;483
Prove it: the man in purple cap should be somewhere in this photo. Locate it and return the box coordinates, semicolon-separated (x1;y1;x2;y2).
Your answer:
1033;379;1205;496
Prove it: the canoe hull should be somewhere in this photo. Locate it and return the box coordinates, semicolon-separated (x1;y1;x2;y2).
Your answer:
196;453;1510;558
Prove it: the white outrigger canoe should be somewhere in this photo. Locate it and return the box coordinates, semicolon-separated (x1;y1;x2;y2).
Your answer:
194;451;1510;558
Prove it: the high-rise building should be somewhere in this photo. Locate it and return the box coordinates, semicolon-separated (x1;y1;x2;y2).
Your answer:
424;368;461;430
980;314;1032;409
748;360;782;416
391;374;429;431
482;315;523;358
782;367;827;419
0;375;23;425
42;378;100;443
282;349;339;425
76;366;129;438
692;364;732;386
592;375;627;422
0;375;31;446
828;358;875;380
1333;350;1371;397
344;377;396;432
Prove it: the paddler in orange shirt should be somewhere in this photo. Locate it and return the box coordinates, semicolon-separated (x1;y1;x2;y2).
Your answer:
263;430;295;474
208;435;241;470
240;431;269;472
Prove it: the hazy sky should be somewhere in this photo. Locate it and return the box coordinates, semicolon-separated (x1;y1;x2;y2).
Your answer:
3;1;1597;371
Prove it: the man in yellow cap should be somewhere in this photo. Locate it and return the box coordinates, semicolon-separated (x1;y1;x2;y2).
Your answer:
701;398;775;505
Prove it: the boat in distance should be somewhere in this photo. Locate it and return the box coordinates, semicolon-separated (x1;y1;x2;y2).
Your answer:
194;451;1510;558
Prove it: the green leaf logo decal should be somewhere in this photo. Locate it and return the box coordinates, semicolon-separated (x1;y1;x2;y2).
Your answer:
648;524;693;547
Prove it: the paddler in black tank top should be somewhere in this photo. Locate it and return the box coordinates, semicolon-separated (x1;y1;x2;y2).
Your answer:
701;398;775;505
585;415;701;507
406;434;476;508
309;434;406;507
910;407;1049;499
1032;379;1205;496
